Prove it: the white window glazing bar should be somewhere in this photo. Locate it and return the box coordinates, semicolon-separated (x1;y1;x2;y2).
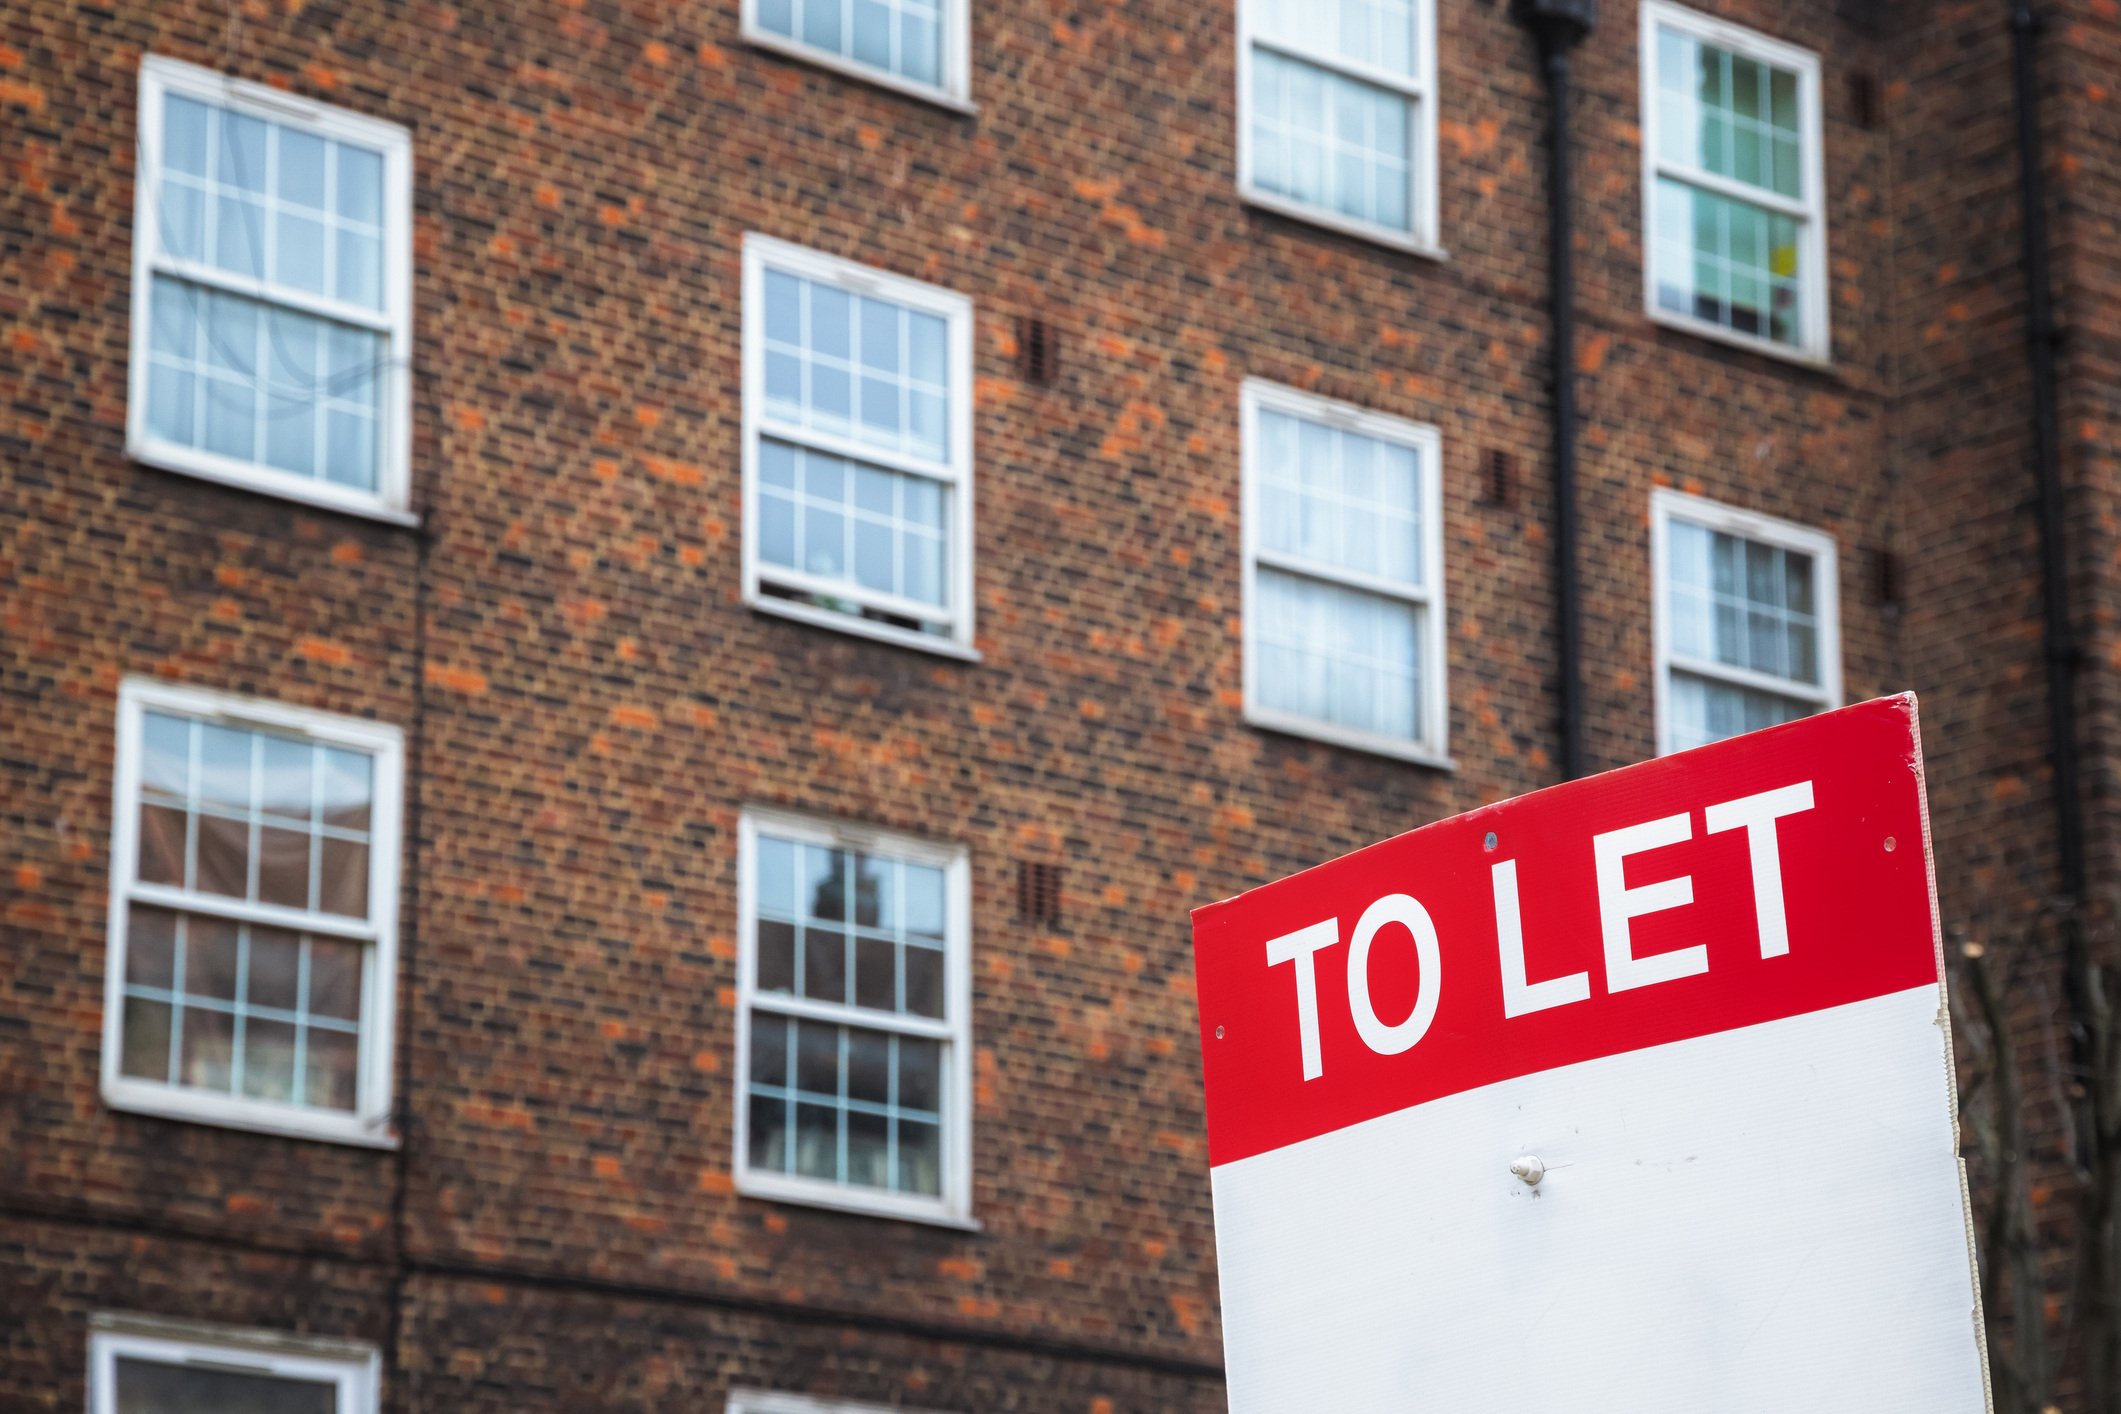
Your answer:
1248;34;1426;98
1251;546;1432;607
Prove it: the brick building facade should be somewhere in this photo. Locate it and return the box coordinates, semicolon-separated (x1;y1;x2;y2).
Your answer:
1;0;2115;1409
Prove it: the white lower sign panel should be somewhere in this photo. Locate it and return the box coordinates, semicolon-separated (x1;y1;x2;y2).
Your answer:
1214;986;1984;1408
1191;700;1989;1409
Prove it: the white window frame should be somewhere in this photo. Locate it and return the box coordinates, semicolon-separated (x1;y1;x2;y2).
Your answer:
1235;0;1442;257
733;808;976;1229
731;1394;954;1414
739;0;975;114
740;234;978;660
102;678;404;1147
1638;1;1830;364
1650;487;1842;757
1241;379;1451;768
89;1314;379;1414
128;56;416;524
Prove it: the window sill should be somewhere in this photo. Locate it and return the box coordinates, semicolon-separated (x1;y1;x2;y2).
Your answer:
129;438;419;528
748;593;982;662
1644;306;1834;373
1240;189;1448;263
737;1171;981;1231
103;1079;400;1149
1245;706;1457;770
741;28;977;116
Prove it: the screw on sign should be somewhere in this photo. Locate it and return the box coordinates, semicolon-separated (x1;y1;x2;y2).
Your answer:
1190;696;1989;1412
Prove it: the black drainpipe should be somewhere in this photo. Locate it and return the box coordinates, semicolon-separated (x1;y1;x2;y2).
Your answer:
2010;0;2086;927
1517;0;1597;780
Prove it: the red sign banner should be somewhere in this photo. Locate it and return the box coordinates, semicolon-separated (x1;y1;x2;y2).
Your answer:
1191;696;1940;1167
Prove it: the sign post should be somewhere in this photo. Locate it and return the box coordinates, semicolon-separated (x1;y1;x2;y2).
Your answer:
1191;695;1990;1410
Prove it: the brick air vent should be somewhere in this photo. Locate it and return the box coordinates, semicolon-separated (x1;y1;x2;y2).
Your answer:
1481;448;1519;509
1850;71;1879;131
1871;546;1902;607
1017;860;1064;926
1018;316;1058;386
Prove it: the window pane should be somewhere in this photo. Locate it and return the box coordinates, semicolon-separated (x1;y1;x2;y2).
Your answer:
855;935;898;1010
756;917;797;994
121;699;386;1118
337;145;384;225
1666;520;1825;695
801;0;844;53
1250;49;1415;233
908;312;946;384
235;725;290;822
749;1088;790;1173
1255;569;1423;742
904;864;944;938
323;408;379;492
146;277;196;364
220;110;269;192
795;1018;840;1095
214;193;266;278
320;748;373;833
242;1017;299;1101
1652;178;1805;349
185;917;241;1001
897;1119;941;1195
809;283;851;360
308;937;364;1021
334;228;383;309
114;1355;338;1414
120;998;174;1082
146;363;198;446
847;1108;891;1188
755;835;797;916
1254;0;1418;80
763;447;945;614
746;827;957;1200
804;845;848;921
773;0;947;86
193;812;250;900
275;211;329;297
179;1006;235;1093
847;1027;891;1104
1669;669;1811;751
758;267;954;465
902;11;941;85
803;925;849;1003
137;803;189;887
758;444;799;504
317;836;370;918
1258;411;1424;588
141;278;387;488
164;95;212;177
158;167;208;262
303;1027;359;1111
247;926;302;1011
903;943;945;1019
751;1012;789;1088
257;825;312;910
1665;35;1804;201
795;1100;838;1180
127;906;180;989
278;127;329;210
265;392;319;477
857;297;899;374
203;373;258;463
753;261;961;629
899;1035;941;1112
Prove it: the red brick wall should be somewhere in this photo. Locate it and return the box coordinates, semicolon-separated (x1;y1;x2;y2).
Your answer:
2;0;2102;1407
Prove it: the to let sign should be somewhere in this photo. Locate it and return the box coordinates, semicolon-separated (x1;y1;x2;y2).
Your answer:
1191;696;1989;1411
